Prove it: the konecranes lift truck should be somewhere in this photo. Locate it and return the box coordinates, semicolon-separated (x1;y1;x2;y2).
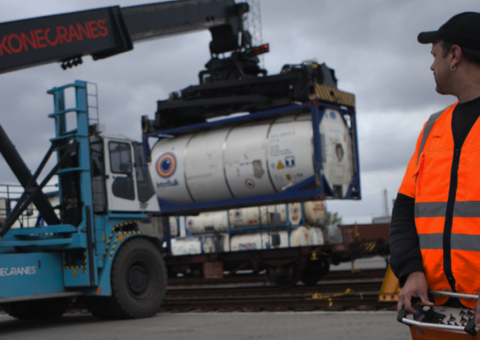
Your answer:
0;0;359;320
0;81;166;319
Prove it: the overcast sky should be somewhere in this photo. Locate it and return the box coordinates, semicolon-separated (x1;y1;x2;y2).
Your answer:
0;0;478;223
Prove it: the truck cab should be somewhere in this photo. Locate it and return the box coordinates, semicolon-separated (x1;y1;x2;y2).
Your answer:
90;132;159;213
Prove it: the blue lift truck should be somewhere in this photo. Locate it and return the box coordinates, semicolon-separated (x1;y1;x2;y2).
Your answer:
0;81;167;319
0;0;367;319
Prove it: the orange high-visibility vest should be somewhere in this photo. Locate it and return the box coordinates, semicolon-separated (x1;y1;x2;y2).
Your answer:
399;102;480;308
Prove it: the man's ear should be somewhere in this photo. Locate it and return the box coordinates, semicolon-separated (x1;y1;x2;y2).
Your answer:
451;45;462;65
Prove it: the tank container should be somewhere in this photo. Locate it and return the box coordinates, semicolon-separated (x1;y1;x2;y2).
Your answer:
309;227;325;246
222;226;311;251
303;201;326;225
185;211;228;234
229;203;302;227
170;235;218;255
169;216;179;236
150;110;354;203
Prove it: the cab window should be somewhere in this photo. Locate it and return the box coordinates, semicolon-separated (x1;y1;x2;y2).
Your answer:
133;143;155;203
109;142;132;174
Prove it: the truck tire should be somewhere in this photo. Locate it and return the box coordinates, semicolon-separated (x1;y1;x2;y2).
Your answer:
84;237;167;319
2;297;71;319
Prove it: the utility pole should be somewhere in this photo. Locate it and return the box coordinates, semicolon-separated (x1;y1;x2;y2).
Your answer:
383;188;389;216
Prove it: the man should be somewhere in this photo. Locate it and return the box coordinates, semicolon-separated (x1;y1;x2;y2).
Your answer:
390;11;480;326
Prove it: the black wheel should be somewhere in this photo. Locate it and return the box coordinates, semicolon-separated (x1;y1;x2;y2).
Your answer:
83;237;167;319
301;258;330;286
2;297;71;320
266;263;302;288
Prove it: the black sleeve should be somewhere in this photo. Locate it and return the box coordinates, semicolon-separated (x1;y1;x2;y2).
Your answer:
389;193;424;286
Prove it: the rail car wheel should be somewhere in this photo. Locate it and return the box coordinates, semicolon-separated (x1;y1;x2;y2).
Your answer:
266;263;302;288
83;237;167;319
2;297;71;319
301;258;330;286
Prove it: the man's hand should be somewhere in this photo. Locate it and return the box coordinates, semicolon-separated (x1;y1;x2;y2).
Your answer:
397;271;434;314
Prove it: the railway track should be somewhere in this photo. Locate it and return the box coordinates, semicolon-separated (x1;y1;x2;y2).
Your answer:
162;269;395;311
168;268;387;286
57;269;393;314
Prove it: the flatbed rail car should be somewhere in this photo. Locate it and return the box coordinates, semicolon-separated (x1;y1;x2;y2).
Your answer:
0;186;389;288
163;222;390;287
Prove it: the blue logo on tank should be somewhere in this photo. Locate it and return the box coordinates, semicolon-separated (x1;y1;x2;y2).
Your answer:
156;153;176;178
330;111;336;119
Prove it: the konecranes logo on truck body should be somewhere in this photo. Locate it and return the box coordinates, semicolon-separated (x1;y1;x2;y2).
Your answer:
0;20;108;56
0;266;36;276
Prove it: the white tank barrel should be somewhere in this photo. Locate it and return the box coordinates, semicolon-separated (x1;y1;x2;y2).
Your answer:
229;203;302;228
150;111;354;203
309;227;325;246
171;238;201;255
222;226;311;251
289;227;311;247
184;201;324;235
185;211;228;234
171;235;218;255
222;233;269;251
169;216;179;236
304;201;326;225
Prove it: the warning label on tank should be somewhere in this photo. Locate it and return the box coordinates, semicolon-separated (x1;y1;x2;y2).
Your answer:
269;132;294;157
270;143;293;157
285;156;295;167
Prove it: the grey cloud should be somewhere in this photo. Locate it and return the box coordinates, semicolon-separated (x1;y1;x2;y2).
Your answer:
0;0;479;220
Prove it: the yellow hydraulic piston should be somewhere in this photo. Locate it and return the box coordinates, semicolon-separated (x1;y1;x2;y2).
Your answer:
378;264;401;302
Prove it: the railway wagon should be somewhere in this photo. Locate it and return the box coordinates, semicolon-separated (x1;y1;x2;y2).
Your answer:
154;201;389;287
162;217;390;287
0;190;388;288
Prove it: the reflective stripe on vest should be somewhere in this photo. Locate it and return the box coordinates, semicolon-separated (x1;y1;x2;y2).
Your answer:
415;201;480;218
416;109;445;164
419;233;480;251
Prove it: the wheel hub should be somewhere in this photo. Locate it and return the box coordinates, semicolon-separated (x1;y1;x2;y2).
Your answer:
128;265;148;294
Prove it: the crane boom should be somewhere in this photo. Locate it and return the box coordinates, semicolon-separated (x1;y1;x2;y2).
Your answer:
0;0;247;75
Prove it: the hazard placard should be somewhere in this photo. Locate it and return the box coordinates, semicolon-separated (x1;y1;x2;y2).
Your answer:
277;161;284;169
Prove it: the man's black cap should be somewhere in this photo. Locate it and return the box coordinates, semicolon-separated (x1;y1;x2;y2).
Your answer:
418;12;480;51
